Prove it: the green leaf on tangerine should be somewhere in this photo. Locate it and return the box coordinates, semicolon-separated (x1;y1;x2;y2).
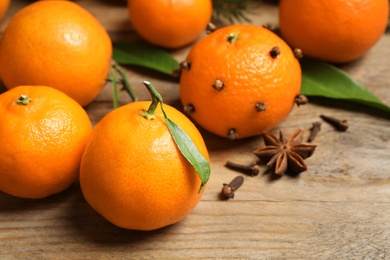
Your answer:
164;117;211;193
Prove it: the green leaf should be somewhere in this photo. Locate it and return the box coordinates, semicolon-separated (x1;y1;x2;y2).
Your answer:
113;41;179;76
109;67;119;109
300;58;390;113
112;64;138;102
164;117;211;193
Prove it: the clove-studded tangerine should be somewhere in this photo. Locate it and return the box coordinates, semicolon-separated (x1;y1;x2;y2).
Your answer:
179;24;302;139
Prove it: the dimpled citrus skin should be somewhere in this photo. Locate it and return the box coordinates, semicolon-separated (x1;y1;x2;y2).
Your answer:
180;24;302;139
279;0;389;63
127;0;212;49
0;86;92;199
80;101;210;231
0;1;112;107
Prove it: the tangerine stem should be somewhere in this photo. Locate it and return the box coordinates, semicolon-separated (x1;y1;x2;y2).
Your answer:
227;32;238;43
16;95;31;105
139;81;162;120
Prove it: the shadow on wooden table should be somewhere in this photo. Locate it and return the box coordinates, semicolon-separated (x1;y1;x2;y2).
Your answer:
308;97;390;120
0;184;79;213
66;185;180;245
0;183;180;246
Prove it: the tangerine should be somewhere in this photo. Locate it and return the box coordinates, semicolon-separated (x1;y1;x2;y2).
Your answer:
80;82;210;230
279;0;389;63
127;0;213;49
0;86;92;199
0;1;112;107
179;24;302;140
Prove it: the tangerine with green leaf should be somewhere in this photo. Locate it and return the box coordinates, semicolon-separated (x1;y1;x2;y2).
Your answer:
80;81;210;231
0;86;92;199
179;24;302;140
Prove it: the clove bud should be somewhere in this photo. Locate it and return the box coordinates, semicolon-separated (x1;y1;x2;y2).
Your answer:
225;161;259;176
262;23;275;31
320;114;348;132
183;104;195;115
295;94;309;106
270;46;281;58
221;175;244;199
172;60;191;77
293;48;303;59
255;102;266;112
227;129;238;140
308;122;321;142
212;78;224;91
206;22;218;34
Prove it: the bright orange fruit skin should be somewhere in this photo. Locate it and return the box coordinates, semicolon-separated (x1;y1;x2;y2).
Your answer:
127;0;212;49
80;101;210;231
180;24;302;139
279;0;389;63
0;1;112;107
0;86;92;199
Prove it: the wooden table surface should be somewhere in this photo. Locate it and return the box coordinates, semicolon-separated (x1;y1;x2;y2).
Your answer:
1;1;390;259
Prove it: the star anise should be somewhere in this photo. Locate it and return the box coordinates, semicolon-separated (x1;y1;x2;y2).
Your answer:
254;129;316;175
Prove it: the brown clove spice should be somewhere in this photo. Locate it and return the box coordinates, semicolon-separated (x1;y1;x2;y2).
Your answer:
262;23;275;31
180;60;191;71
308;122;321;142
225;161;260;176
255;102;266;112
206;22;217;34
270;46;281;58
293;48;303;59
172;60;191;78
320;114;348;131
221;175;244;199
172;68;181;78
227;128;238;140
295;94;309;107
183;104;195;115
212;78;225;91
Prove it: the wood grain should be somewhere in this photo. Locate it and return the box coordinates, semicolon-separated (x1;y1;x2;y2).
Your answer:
1;1;390;259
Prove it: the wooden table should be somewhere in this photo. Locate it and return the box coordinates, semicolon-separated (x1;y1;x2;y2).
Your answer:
1;1;390;259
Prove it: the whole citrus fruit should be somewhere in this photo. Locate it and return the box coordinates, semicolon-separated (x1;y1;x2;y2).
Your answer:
79;85;210;231
279;0;389;64
0;0;10;21
127;0;212;49
0;86;92;199
179;24;302;140
0;1;112;107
